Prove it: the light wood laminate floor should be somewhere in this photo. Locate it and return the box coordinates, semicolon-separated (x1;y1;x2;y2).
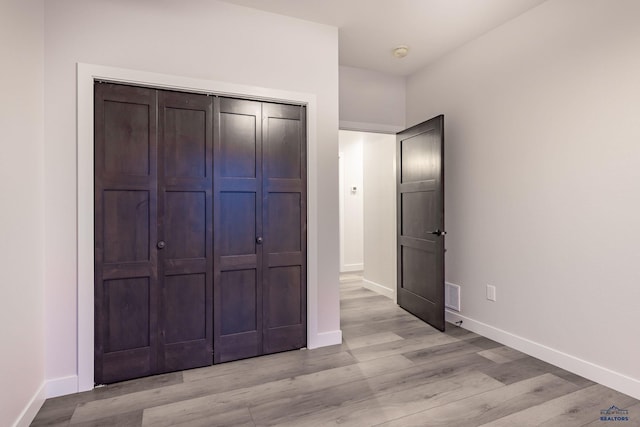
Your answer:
32;279;640;426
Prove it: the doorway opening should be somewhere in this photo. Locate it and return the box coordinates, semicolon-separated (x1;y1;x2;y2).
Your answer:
338;130;396;301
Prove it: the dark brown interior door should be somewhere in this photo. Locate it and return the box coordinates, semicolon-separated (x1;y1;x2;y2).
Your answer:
157;90;213;372
396;115;445;331
95;83;159;384
262;103;307;354
214;98;307;362
214;98;264;362
95;83;214;383
96;84;307;380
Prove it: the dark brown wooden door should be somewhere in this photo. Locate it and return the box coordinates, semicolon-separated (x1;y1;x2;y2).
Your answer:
95;83;213;383
95;83;159;384
396;115;445;331
157;90;213;371
214;98;307;362
262;102;307;354
214;98;263;362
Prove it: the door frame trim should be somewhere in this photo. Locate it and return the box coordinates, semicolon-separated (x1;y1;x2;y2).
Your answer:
77;63;319;391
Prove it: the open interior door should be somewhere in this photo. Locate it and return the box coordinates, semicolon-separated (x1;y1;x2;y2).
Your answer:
396;115;445;331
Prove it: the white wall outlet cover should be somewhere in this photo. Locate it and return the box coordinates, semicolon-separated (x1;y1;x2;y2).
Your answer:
486;285;497;302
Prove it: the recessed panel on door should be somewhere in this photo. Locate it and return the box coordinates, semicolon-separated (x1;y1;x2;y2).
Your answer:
267;117;301;179
219;192;256;256
401;131;439;183
221;269;258;335
400;246;436;301
267;193;301;253
401;191;436;240
164;107;207;178
268;266;302;328
103;101;150;176
105;277;150;352
220;113;257;178
103;190;150;263
164;191;206;260
164;274;206;343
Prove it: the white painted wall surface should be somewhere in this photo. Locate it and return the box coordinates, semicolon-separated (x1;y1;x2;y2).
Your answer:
363;133;396;299
44;0;340;394
0;1;46;425
338;131;364;272
407;0;640;397
339;66;406;132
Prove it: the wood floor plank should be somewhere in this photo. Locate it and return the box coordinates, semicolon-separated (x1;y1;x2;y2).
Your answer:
441;324;482;340
145;407;255;427
341;315;426;337
480;383;640;427
257;371;504;426
479;355;560;385
140;354;415;426
402;337;487;365
393;324;440;340
343;331;405;349
71;350;357;424
31;372;183;426
477;346;528;364
71;410;143;427
249;353;498;425
376;373;579;427
349;333;460;362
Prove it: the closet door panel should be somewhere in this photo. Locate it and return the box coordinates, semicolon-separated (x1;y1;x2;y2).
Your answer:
95;83;158;384
157;90;213;372
262;103;307;354
214;98;263;363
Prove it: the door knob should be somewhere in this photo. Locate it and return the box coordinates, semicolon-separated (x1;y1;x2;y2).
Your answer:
256;237;263;245
429;229;447;237
157;240;166;249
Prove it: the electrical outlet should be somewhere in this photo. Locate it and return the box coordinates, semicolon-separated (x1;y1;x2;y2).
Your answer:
486;285;497;302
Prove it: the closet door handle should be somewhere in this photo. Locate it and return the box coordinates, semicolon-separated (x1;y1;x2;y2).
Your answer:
157;240;166;249
256;237;263;245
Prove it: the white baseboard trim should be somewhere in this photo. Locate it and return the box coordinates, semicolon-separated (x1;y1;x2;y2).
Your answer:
341;264;364;273
46;375;79;398
307;329;343;349
362;278;395;300
445;310;640;400
13;382;46;427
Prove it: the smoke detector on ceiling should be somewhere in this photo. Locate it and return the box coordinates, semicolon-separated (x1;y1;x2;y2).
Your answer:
392;45;409;59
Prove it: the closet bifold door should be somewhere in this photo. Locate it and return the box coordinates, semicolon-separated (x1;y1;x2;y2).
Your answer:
94;83;159;384
262;103;307;354
157;90;214;372
214;98;264;363
95;83;214;384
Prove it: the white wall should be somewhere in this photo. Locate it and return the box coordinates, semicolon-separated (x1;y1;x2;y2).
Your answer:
339;132;364;272
44;0;340;394
0;1;46;425
407;0;640;397
363;133;396;299
340;65;406;132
